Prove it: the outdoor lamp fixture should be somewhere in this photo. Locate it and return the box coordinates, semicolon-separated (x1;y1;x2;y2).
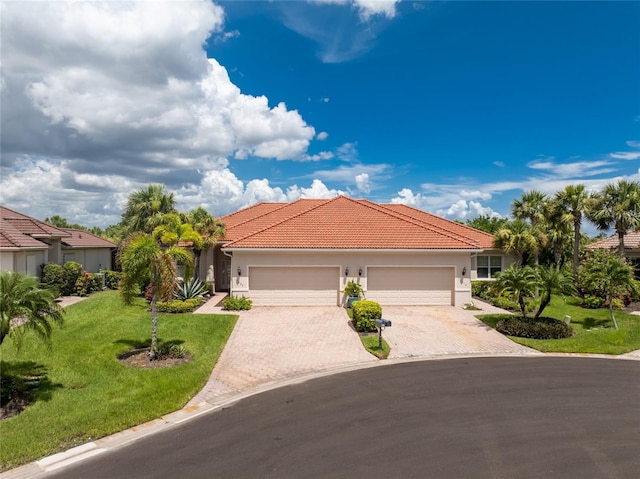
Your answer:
359;267;363;276
462;266;467;276
237;266;242;276
345;267;349;276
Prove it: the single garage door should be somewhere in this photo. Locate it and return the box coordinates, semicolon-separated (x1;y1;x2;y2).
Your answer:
248;266;340;306
366;267;453;305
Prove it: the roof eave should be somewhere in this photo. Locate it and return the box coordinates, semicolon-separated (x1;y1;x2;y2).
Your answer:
223;247;485;253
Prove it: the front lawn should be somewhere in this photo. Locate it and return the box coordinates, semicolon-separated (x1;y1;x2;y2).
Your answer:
0;290;237;470
478;295;640;354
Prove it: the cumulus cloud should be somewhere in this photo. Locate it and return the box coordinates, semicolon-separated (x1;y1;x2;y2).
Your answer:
355;173;371;193
391;187;499;221
1;1;316;181
316;131;329;140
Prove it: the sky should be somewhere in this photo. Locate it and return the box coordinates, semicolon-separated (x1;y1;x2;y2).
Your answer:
1;0;639;230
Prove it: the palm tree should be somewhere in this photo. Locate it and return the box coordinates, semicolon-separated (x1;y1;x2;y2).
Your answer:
493;265;538;319
118;234;193;359
544;200;573;271
493;220;539;267
0;271;64;348
555;184;591;282
512;191;548;266
183;207;225;280
121;184;177;235
534;266;576;319
586;180;640;256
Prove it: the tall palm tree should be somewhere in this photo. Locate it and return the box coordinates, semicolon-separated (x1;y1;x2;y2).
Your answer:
183;207;225;280
534;266;575;319
555;184;590;282
586;179;640;256
544;200;573;271
493;220;539;267
493;265;538;319
121;184;177;235
0;271;64;348
119;234;193;359
512;190;549;266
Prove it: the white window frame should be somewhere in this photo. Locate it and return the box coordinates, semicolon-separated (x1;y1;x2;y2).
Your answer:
476;255;502;279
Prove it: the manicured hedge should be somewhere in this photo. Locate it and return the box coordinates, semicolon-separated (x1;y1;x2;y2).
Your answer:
496;316;573;340
156;298;204;313
352;300;382;332
222;295;253;311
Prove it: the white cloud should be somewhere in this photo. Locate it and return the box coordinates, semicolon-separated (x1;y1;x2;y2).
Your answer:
610;152;640;160
310;0;399;20
391;187;499;221
625;140;640;148
493;161;505;167
438;200;499;220
300;151;335;161
459;190;492;201
527;158;616;178
355;173;371;193
316;131;329;140
310;162;390;183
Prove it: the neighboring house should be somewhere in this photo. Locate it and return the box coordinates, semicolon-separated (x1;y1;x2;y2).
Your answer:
207;196;511;307
0;206;116;276
586;231;640;276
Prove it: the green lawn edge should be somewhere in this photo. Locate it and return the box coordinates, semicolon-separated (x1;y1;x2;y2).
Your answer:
360;335;391;359
0;290;238;470
476;295;640;354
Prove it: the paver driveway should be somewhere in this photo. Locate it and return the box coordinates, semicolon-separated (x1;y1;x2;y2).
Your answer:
189;303;538;407
382;305;539;359
188;306;377;406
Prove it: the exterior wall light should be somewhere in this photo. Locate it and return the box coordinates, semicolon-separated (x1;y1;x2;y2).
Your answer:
359;267;363;276
462;266;467;276
345;267;349;276
237;266;242;276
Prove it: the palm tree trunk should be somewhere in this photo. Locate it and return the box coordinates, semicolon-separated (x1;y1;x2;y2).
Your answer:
150;285;158;359
193;250;202;280
573;218;580;284
609;298;618;330
618;231;625;257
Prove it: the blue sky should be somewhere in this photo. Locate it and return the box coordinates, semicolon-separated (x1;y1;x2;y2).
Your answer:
1;1;639;229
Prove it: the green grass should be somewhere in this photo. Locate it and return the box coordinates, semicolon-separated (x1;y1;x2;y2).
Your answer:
477;295;640;354
0;290;237;470
360;335;390;359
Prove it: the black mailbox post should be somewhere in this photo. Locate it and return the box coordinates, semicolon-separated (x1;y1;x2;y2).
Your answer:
374;318;392;349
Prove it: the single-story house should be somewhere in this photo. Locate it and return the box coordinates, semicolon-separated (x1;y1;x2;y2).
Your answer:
586;231;640;276
207;196;511;307
0;206;116;276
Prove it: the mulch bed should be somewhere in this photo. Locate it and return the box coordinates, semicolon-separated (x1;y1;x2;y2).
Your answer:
0;394;32;421
117;348;192;369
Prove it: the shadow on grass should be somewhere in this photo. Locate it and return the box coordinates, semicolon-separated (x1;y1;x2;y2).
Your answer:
0;360;63;408
114;338;185;350
579;316;612;329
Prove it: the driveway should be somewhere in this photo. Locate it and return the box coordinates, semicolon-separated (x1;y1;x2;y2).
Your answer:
188;306;377;406
381;305;539;359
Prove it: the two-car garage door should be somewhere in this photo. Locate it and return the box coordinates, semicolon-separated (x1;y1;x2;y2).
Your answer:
249;267;340;306
365;267;453;306
247;265;454;306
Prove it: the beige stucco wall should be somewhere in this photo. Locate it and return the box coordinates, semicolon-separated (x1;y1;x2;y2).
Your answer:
61;248;112;272
8;250;48;276
227;250;473;307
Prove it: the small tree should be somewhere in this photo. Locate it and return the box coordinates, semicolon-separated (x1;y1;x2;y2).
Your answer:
0;271;64;348
579;250;639;329
118;233;193;359
534;266;576;319
493;266;538;319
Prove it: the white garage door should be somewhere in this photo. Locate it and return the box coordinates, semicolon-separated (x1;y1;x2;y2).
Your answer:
248;267;340;306
366;267;453;305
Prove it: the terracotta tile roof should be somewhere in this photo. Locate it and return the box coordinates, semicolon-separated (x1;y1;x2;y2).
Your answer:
222;196;490;250
0;218;49;249
0;206;70;238
587;231;640;250
61;229;116;249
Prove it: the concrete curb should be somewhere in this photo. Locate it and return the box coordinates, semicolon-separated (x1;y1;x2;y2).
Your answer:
2;350;638;479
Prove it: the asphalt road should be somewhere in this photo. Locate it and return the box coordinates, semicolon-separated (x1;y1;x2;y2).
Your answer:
47;357;640;479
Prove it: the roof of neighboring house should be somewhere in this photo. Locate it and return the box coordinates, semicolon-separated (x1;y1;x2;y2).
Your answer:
0;206;71;238
61;229;116;249
0;218;50;250
220;196;495;250
587;231;640;251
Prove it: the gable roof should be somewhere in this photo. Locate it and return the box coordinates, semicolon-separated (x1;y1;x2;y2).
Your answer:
587;232;640;251
61;229;116;249
0;218;50;250
0;206;71;239
221;196;494;250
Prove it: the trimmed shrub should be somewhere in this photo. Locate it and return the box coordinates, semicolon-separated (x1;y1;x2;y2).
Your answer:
74;272;103;296
156;298;203;313
471;280;491;299
582;294;605;309
42;263;65;296
102;270;122;290
222;295;253;311
496;317;573;340
352;300;382;332
155;342;187;359
62;261;83;295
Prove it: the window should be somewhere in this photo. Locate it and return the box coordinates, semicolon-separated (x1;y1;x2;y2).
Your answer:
477;255;502;279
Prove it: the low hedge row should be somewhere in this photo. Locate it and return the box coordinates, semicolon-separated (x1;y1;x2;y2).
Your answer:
496;316;573;340
222;295;253;311
156;298;204;313
352;300;382;332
